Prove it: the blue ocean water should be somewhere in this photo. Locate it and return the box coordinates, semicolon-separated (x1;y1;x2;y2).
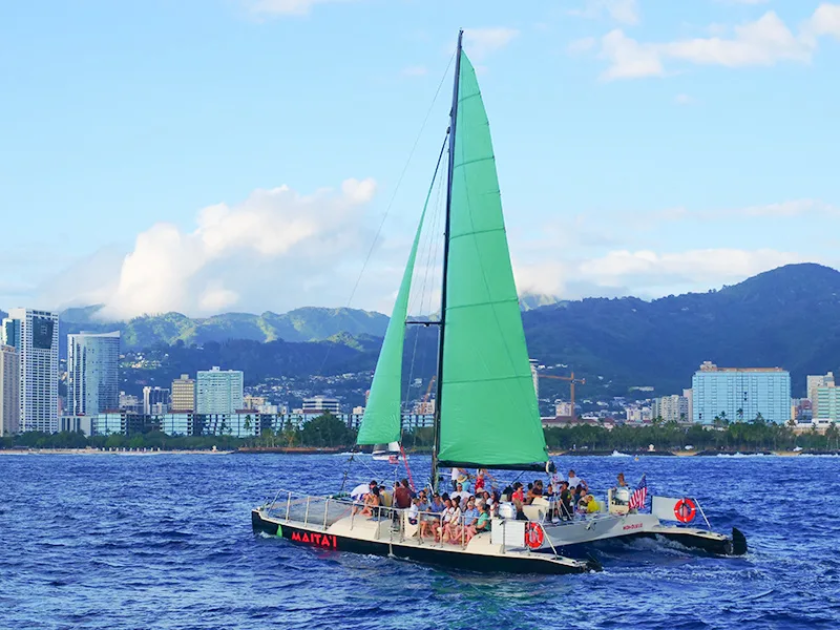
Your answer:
1;453;838;630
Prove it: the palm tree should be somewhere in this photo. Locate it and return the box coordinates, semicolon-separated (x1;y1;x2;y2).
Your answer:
736;407;744;423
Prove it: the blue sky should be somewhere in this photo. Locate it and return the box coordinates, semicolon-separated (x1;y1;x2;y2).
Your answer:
1;0;839;318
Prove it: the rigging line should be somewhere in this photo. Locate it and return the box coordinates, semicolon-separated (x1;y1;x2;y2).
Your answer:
403;152;446;419
402;134;449;422
315;51;456;377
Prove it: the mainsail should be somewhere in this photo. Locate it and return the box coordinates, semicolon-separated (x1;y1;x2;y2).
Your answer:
436;50;550;470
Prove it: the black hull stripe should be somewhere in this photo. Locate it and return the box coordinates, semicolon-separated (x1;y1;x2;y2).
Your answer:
251;510;587;575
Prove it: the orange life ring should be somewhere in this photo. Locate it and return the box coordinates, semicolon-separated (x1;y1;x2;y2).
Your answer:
674;498;697;524
525;522;545;549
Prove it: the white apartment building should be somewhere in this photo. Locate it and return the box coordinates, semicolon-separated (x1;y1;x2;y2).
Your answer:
197;367;244;415
3;309;59;433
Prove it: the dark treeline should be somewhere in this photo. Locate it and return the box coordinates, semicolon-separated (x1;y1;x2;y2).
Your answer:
3;417;839;452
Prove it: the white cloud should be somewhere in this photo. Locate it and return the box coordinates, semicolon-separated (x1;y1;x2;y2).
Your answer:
463;27;520;60
807;3;840;39
514;248;812;300
577;248;805;287
674;93;693;105
570;0;640;25
600;29;665;79
597;7;840;80
244;0;356;16
97;178;377;320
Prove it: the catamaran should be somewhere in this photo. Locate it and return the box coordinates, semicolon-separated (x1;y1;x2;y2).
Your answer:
252;31;746;572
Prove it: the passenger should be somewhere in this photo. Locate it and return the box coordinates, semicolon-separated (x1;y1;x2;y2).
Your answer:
421;493;445;539
458;474;473;495
350;480;377;515
394;479;412;510
459;499;482;544
452;483;470;504
451;467;466;491
441;496;463;544
511;482;526;520
452;498;479;545
586;494;602;514
361;486;381;517
558;481;573;521
408;497;421;527
567;470;587;490
416;490;429;512
473;503;491;537
550;470;566;488
436;498;455;541
576;488;590;517
474;468;492;493
475;468;487;493
615;472;628;488
480;490;496;515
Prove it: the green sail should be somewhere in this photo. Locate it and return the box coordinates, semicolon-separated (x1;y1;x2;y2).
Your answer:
356;184;432;445
437;51;549;468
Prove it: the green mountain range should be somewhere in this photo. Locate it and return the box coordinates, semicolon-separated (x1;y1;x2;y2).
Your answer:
5;263;840;400
57;306;389;350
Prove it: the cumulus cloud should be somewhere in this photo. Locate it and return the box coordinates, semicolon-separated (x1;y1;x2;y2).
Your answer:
512;248;813;301
96;178;377;320
807;3;840;39
596;6;840;80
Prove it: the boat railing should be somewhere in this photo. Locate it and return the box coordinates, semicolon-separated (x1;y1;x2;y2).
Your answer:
261;492;584;556
263;491;355;531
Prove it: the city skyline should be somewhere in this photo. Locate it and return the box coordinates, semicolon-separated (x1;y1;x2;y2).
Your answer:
2;1;839;318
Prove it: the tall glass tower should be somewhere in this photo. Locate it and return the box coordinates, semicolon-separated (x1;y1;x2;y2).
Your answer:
68;331;121;416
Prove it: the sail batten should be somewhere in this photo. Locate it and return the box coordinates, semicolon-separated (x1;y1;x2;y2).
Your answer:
436;50;550;467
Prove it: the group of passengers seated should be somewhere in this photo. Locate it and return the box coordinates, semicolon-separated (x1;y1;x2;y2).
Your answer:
349;467;628;540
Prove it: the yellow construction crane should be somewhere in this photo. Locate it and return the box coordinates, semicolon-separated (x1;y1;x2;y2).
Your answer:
539;372;586;422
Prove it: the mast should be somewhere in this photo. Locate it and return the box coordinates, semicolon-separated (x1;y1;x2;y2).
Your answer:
431;29;463;492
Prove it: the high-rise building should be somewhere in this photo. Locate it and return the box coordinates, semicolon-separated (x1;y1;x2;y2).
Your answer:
814;386;840;421
3;309;59;433
171;374;196;412
0;346;20;435
683;388;693;424
68;331;120;416
196;367;243;415
118;391;143;414
653;395;690;423
143;386;170;415
692;361;791;424
807;372;835;417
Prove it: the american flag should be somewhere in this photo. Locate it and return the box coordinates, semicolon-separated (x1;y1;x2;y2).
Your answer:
628;474;647;511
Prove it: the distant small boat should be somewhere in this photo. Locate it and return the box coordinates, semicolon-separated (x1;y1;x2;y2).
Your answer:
371;441;403;462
